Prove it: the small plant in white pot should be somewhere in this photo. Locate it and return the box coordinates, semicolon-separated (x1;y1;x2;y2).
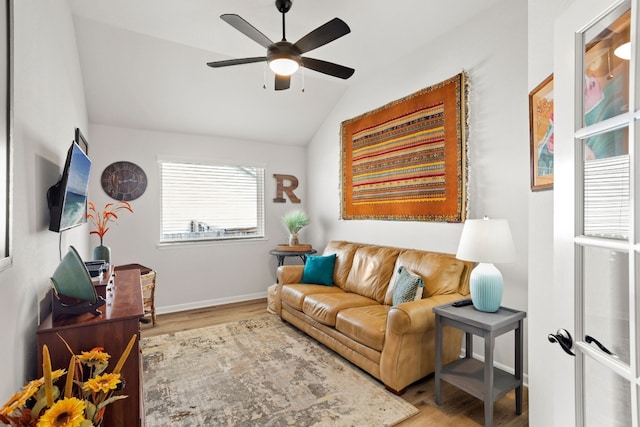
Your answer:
281;210;309;246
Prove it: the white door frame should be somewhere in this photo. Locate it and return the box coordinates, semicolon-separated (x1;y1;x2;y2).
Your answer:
552;0;638;425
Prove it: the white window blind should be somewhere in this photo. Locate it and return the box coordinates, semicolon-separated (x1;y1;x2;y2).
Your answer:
584;154;629;239
160;161;265;243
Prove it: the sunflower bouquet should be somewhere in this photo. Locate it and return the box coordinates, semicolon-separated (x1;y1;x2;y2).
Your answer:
0;334;137;427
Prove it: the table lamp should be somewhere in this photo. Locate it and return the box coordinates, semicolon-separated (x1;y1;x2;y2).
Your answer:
455;217;516;312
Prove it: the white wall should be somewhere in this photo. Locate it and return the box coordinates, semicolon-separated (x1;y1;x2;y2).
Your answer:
87;124;307;312
0;1;89;400
527;0;573;423
306;0;529;374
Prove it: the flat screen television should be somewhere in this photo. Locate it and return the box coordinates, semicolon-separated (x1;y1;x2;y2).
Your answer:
47;142;92;232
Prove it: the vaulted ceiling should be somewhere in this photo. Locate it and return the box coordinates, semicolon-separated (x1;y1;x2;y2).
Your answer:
68;0;502;146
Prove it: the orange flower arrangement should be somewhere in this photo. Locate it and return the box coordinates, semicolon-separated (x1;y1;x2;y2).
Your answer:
87;202;133;246
0;335;137;427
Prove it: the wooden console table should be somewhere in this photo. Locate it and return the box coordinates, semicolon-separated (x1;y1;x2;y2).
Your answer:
37;268;144;427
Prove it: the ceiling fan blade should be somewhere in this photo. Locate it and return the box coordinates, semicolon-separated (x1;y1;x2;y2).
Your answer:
221;14;273;49
207;57;266;68
275;75;291;91
293;18;351;54
302;57;354;79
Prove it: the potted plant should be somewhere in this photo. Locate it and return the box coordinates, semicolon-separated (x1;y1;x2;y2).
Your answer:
281;210;309;246
87;201;133;264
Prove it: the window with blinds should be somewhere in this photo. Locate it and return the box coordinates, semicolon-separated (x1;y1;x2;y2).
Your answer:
584;154;629;240
160;161;265;243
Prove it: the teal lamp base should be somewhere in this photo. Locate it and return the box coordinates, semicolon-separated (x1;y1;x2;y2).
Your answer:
470;263;503;312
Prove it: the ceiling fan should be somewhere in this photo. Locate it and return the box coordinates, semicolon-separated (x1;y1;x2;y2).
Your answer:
207;0;355;91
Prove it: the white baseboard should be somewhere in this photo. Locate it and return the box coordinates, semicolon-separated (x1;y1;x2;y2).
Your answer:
157;291;268;315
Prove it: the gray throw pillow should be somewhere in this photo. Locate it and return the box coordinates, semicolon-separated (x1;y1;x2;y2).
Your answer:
392;266;424;305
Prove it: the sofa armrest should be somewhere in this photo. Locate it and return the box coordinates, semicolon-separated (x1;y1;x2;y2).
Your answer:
276;265;304;285
274;265;304;316
387;293;467;335
381;293;468;392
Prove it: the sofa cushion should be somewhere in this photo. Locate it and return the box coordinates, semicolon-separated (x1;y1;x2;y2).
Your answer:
385;251;465;304
336;305;390;351
391;266;424;305
344;246;400;303
302;293;378;327
323;241;361;289
301;254;336;286
281;284;344;311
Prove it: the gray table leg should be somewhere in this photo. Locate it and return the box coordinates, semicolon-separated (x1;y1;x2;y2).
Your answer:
484;333;495;427
435;314;443;405
465;331;473;358
515;320;523;415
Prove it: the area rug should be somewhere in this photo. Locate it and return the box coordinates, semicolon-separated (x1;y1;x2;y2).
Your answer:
141;315;418;426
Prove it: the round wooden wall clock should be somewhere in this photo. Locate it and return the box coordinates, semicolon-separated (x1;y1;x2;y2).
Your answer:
101;161;148;201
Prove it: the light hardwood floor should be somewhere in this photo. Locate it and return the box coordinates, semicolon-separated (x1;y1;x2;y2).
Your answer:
141;299;529;426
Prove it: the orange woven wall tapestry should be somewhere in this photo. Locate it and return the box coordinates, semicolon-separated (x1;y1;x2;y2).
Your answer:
340;72;468;222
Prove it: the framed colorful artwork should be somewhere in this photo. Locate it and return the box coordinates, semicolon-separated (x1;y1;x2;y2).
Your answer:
529;74;554;191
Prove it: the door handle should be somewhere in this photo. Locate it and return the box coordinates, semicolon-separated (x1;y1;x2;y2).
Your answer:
585;335;617;358
548;329;575;356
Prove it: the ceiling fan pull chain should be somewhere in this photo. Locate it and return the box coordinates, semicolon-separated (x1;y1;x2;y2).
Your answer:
301;67;305;92
263;66;267;89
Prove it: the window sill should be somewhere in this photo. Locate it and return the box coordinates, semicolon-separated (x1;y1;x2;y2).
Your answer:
157;237;268;249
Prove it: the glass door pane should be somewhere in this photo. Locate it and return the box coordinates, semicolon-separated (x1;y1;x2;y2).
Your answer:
584;356;632;427
583;8;631;127
583;246;630;366
582;128;630;240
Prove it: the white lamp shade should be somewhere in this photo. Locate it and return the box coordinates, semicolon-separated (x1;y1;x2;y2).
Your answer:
456;218;516;263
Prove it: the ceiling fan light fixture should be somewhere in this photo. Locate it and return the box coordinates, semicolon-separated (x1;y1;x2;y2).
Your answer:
614;41;631;60
269;57;299;76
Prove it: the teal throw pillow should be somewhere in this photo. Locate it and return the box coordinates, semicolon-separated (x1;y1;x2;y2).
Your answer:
301;254;336;286
392;266;424;305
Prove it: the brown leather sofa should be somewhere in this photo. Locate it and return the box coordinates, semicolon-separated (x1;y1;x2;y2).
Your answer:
274;240;475;394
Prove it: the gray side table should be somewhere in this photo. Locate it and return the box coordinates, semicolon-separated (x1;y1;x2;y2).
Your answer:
433;303;526;427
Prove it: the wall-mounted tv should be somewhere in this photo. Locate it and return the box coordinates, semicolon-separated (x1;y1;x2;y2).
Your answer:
47;142;92;232
75;127;88;154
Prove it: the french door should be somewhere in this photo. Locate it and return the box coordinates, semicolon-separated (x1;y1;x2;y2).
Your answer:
554;0;639;425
